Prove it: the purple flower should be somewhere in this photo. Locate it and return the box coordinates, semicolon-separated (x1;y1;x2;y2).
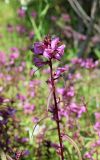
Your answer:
84;59;98;69
71;58;82;65
61;13;71;22
17;94;26;102
10;47;19;52
94;122;100;133
71;58;99;69
43;37;65;60
31;36;65;61
10;52;19;60
34;57;46;67
84;152;93;160
55;66;69;78
55;44;65;60
23;150;30;156
95;112;100;121
24;103;35;114
63;86;75;98
57;88;65;94
92;139;100;147
0;51;6;65
32;117;39;123
16;25;26;34
70;103;86;118
33;42;44;55
17;8;26;18
31;11;37;18
43;49;53;59
29;31;34;39
51;37;59;50
21;138;29;143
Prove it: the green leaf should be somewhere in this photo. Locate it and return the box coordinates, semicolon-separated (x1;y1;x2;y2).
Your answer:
94;49;100;59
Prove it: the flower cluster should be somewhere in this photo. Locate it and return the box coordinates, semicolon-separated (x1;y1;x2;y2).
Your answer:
71;58;99;69
30;36;65;67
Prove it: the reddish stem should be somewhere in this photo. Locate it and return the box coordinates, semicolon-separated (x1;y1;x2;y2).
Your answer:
49;59;64;160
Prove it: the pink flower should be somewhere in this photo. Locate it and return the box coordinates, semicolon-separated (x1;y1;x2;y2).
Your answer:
10;52;19;60
95;112;100;121
24;103;35;114
29;31;34;39
51;37;59;50
32;117;39;123
54;65;69;78
17;8;26;18
16;25;26;34
57;88;64;94
63;86;75;98
0;51;6;64
94;122;100;133
17;94;26;102
84;59;98;69
61;13;71;22
68;102;86;118
31;36;65;61
84;152;94;160
51;16;57;21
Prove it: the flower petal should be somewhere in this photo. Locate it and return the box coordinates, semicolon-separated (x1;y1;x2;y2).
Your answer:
33;42;44;55
43;49;53;59
51;37;59;50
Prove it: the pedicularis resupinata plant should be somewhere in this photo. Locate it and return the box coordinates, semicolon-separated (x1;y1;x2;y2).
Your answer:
30;35;65;160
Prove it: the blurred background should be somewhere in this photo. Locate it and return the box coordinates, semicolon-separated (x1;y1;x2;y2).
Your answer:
0;0;100;160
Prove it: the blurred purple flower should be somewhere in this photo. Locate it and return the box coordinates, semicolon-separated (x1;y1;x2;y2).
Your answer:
31;11;37;18
61;13;71;22
17;94;26;102
23;150;30;156
69;102;86;118
62;86;75;98
95;112;100;121
84;152;93;160
32;117;39;123
29;31;34;39
24;103;35;114
10;47;19;52
16;25;26;34
17;8;26;18
10;52;19;60
94;122;100;134
55;65;69;78
0;51;6;65
51;16;57;21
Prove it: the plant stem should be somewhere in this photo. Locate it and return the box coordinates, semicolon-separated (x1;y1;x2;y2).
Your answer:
49;59;64;160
